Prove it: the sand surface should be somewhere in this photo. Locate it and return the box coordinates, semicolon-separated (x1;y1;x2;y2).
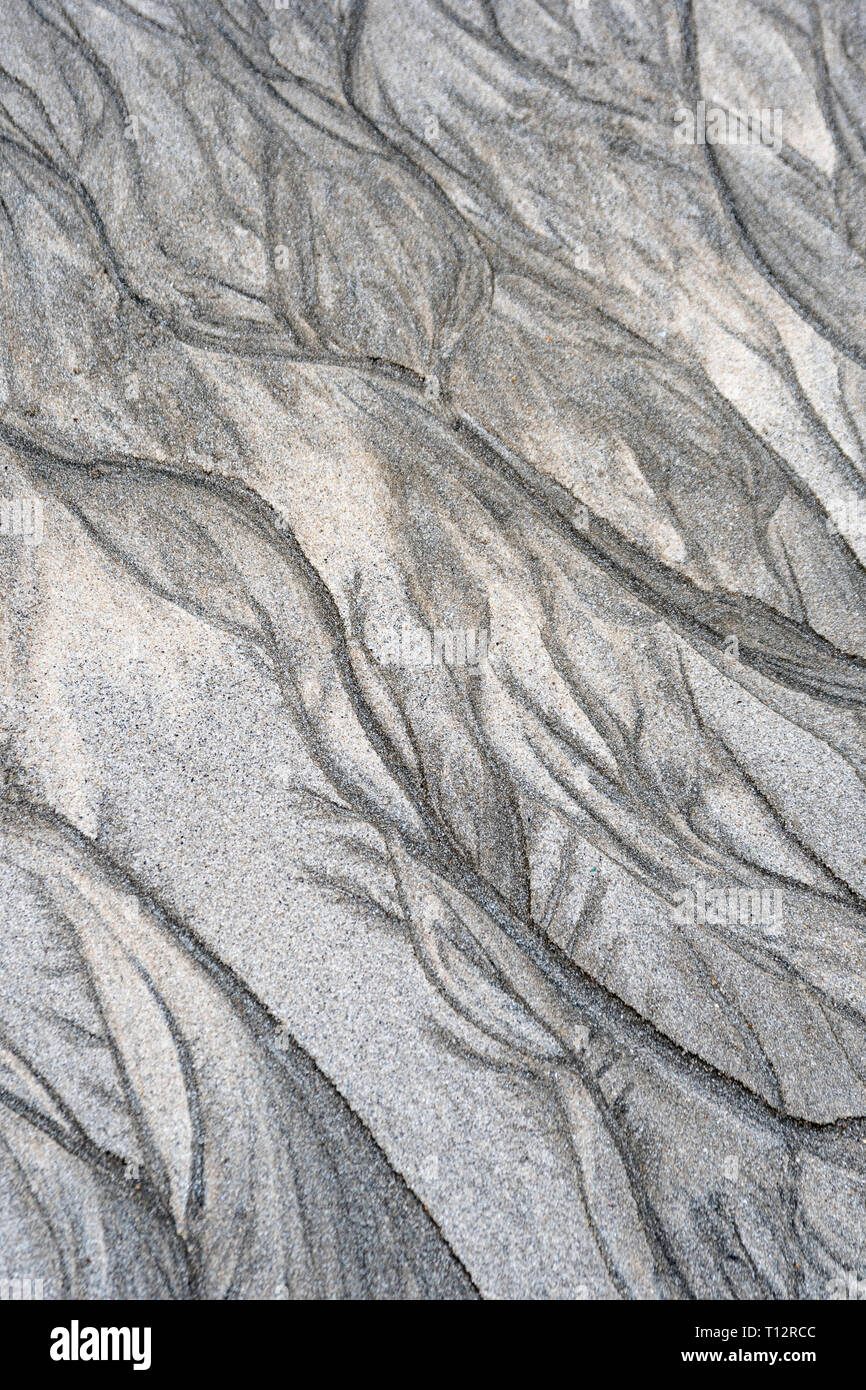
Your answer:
1;0;866;1300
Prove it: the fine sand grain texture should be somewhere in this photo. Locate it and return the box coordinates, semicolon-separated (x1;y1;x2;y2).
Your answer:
1;0;866;1300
